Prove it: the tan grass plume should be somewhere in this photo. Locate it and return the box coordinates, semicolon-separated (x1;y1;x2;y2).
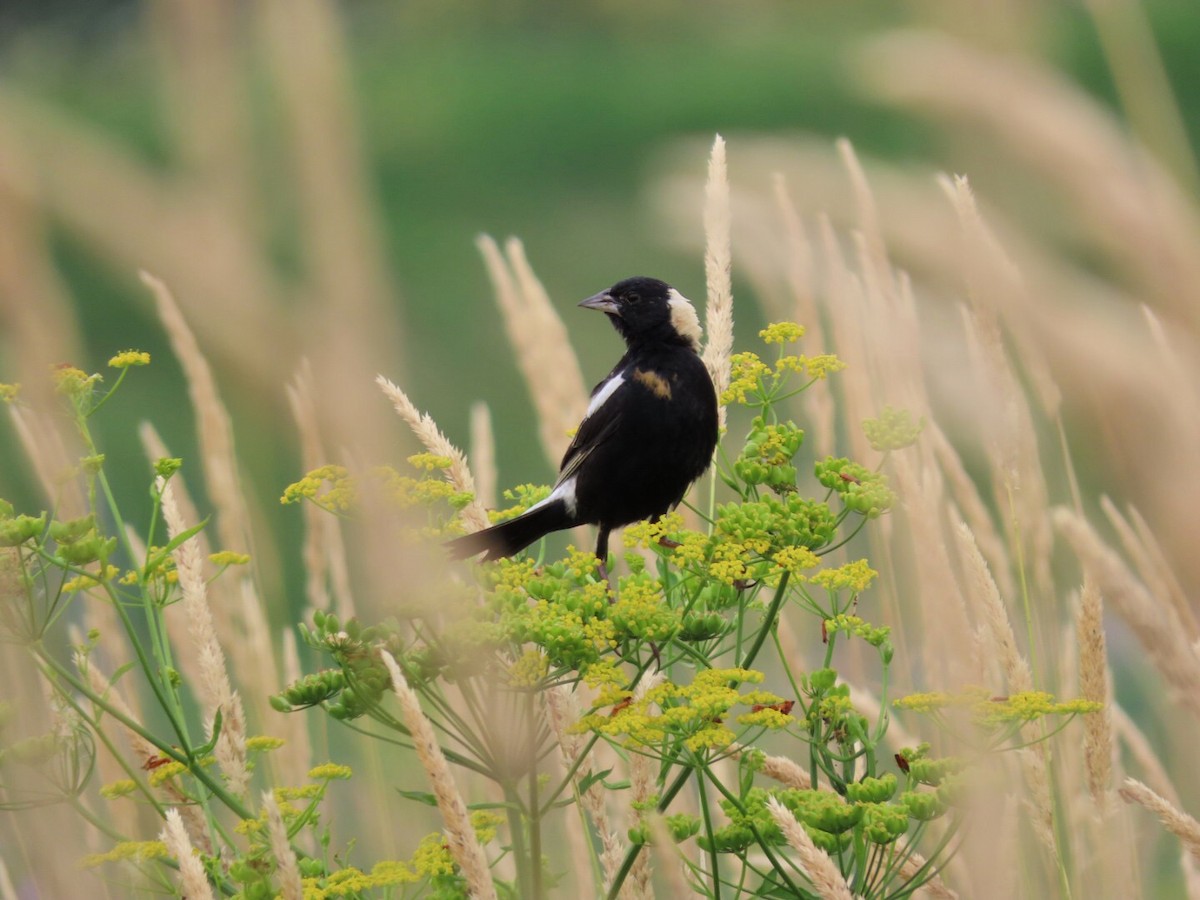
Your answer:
380;649;496;900
1119;778;1200;863
1077;577;1113;809
765;797;853;900
702;134;734;426
161;808;214;900
159;474;250;796
476;234;588;467
263;791;304;900
376;375;491;533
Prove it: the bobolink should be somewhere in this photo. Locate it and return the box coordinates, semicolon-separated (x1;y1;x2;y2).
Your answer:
446;276;719;567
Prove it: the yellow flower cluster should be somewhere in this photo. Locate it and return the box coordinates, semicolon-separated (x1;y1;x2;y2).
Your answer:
79;840;168;868
896;687;1102;726
773;545;821;576
62;564;119;593
811;559;878;593
107;350;151;369
406;453;453;471
98;779;137;799
573;668;789;753
53;365;101;397
507;649;550;687
281;465;357;512
308;762;353;781
305;859;420;897
721;352;772;405
0;383;19;403
759;322;806;344
209;550;251;567
245;735;286;752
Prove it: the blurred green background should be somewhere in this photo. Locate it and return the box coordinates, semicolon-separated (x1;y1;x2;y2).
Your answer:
1;0;1197;606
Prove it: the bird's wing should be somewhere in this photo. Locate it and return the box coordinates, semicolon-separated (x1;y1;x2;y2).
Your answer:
555;369;628;485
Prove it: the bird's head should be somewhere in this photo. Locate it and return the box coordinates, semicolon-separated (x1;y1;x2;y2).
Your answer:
578;276;703;352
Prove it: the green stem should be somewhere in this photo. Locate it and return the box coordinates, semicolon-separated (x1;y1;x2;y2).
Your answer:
694;759;721;900
738;571;790;670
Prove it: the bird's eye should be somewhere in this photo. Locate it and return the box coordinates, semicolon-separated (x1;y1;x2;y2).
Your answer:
626;292;641;304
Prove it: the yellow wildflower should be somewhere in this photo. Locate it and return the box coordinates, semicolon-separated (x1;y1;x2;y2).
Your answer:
759;322;806;344
308;762;353;781
209;550;251;567
811;559;878;593
107;350;151;369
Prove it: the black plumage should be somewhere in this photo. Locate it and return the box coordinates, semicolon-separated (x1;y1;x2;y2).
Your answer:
446;276;719;566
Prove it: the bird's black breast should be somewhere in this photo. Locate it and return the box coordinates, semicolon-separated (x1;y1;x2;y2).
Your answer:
571;345;718;529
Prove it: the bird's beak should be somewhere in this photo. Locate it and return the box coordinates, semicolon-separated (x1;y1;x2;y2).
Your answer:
578;291;620;316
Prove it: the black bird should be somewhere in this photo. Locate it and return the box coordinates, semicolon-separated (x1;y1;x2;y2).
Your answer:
446;276;719;568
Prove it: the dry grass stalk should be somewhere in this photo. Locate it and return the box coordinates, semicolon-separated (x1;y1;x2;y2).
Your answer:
376;375;491;533
859;31;1200;329
475;234;588;467
1055;508;1200;719
646;814;692;898
733;746;811;790
1119;778;1200;863
889;453;974;686
926;421;1013;599
836;139;895;304
702;134;734;425
141;271;250;556
379;650;496;900
143;271;282;722
771;176;836;460
765;797;853;900
161;808;214;900
158;475;250;796
1077;577;1113;809
0;856;17;900
897;846;958;899
286;360;356;620
469;401;497;511
7;404;86;518
952;520;1031;693
544;684;624;891
1101;495;1198;643
263;792;304;900
957;291;1053;605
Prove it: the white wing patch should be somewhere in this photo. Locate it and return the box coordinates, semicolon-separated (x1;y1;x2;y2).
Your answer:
667;289;703;351
528;476;578;516
585;372;625;419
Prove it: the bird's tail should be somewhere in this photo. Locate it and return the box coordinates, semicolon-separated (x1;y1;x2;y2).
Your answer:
445;501;575;562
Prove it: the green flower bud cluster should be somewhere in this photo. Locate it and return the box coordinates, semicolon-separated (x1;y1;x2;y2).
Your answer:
716;495;836;553
270;670;347;712
733;417;804;492
845;773;898;803
628;813;701;846
678;612;729;642
815;457;896;517
860;802;910;844
49;514;117;566
825;614;892;649
288;611;398;720
863;406;924;451
0;501;45;547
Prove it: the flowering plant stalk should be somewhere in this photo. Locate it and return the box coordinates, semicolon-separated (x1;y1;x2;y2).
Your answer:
0;358;503;899
275;323;1098;899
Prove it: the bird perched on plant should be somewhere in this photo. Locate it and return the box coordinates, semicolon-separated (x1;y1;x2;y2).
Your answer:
446;276;719;570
